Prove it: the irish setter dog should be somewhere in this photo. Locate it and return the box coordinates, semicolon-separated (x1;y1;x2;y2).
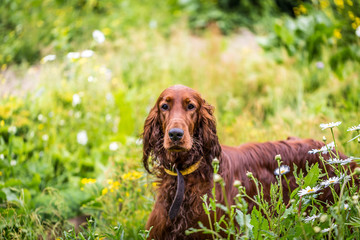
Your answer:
142;85;355;239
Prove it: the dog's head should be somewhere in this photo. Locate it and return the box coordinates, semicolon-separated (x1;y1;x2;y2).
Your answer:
142;85;221;173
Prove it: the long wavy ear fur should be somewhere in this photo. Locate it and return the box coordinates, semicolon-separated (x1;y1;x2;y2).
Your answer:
197;99;222;164
142;105;161;173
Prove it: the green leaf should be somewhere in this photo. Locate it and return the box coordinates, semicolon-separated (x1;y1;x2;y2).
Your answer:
303;163;319;187
250;208;269;240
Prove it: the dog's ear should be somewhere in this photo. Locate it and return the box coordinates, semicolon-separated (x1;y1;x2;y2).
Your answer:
142;105;162;173
197;99;222;163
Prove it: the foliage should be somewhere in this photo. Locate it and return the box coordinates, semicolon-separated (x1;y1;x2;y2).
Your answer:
187;124;360;239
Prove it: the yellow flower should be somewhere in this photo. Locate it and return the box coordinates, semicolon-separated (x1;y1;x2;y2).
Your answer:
38;124;44;130
0;171;2;176
81;178;96;185
299;5;307;14
333;29;342;39
347;0;353;6
356;17;360;25
352;22;358;29
122;171;143;181
102;187;108;195
334;0;344;8
348;11;355;20
0;120;4;127
126;192;129;197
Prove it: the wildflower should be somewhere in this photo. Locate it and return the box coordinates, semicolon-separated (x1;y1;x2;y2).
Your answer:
67;52;81;60
38;114;46;122
102;187;108;195
321;224;337;233
333;29;342;39
233;180;241;187
313;226;321;233
320;176;340;187
105;114;112;122
42;134;49;141
93;30;105;44
136;138;143;146
74;112;81;119
59;119;65;126
1;120;4;127
320;121;341;130
214;174;222;183
41;54;56;63
72;94;81;106
316;61;324;69
77;130;88;145
81;50;94;58
122;171;143;181
308;142;335;154
81;178;96;185
322;136;327;142
355;167;360;175
0;171;2;176
327;157;353;165
320;214;328;222
8;126;17;134
298;186;321;197
356;26;360;38
88;76;95;82
106;93;113;102
10;160;17;166
109;142;119;151
274;165;290;176
304;214;321;223
212;158;219;165
275;154;282;161
149;20;157;29
344;203;350;210
0;154;4;160
347;124;360;131
339;173;351;182
246;171;253;178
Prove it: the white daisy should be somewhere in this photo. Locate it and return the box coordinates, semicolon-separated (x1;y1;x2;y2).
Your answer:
321;224;337;233
316;61;324;69
344;203;350;210
72;94;81;107
67;52;81;60
77;130;88;145
347;124;360;132
81;50;94;58
320;121;341;130
92;30;105;44
298;186;322;197
320;176;340;187
304;214;321;223
356;26;360;38
327;157;353;165
274;165;290;176
308;142;335;154
42;134;49;141
8;126;17;134
339;173;351;182
41;54;56;63
10;160;17;166
109;142;119;151
0;154;4;160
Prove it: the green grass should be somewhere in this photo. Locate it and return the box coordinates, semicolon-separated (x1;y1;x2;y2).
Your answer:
1;4;360;238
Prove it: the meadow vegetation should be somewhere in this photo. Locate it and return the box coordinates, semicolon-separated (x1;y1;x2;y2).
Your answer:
0;0;359;239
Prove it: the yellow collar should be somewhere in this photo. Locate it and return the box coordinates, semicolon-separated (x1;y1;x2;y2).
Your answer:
164;160;202;176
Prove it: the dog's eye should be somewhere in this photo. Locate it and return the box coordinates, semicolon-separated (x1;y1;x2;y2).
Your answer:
187;104;195;110
161;103;169;110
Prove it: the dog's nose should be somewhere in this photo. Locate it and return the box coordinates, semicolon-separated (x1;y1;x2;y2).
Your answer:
169;128;184;142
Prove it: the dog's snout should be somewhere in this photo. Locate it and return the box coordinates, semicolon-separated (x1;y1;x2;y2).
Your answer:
169;128;184;142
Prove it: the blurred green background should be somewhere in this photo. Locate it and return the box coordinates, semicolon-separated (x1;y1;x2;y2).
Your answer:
0;0;359;239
